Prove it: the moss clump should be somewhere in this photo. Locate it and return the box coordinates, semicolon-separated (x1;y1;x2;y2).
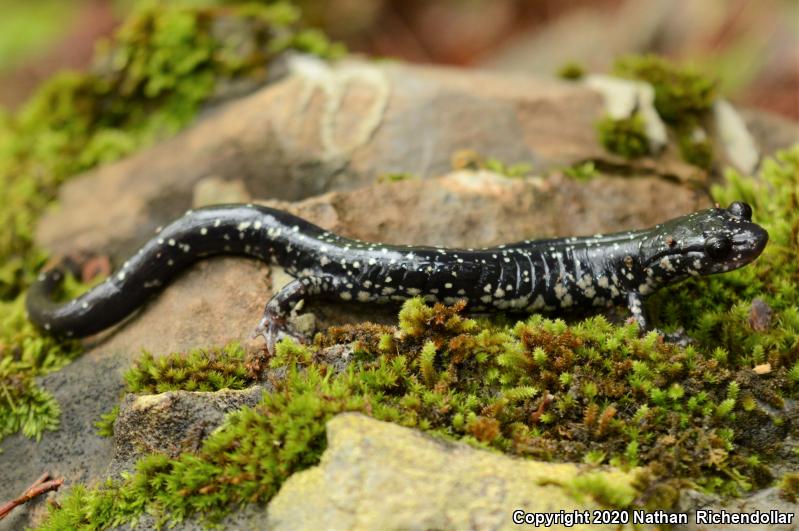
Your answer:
450;149;533;178
678;132;714;171
613;54;717;126
596;114;649;159
94;405;120;438
557;61;585;81
779;472;799;502
124;343;251;394
560;472;638;508
0;1;343;445
563;161;598;181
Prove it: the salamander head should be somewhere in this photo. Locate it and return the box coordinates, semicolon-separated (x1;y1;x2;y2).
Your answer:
640;202;768;281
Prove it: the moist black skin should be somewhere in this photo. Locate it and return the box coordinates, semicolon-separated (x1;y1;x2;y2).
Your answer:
26;201;768;351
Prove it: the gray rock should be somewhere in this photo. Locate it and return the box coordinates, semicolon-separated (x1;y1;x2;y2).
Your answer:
109;386;265;478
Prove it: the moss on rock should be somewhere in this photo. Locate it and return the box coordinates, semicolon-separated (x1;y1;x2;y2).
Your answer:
596;113;649;159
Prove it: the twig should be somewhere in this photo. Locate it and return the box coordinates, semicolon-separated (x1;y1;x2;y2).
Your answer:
0;472;64;520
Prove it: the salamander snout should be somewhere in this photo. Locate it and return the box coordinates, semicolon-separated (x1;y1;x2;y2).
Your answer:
701;211;768;273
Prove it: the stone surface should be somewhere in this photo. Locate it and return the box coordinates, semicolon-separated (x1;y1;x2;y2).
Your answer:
266;413;639;530
109;386;265;478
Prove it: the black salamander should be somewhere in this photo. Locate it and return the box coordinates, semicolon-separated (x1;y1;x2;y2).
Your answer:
26;202;768;351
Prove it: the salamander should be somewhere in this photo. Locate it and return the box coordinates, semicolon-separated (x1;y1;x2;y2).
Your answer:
26;201;768;351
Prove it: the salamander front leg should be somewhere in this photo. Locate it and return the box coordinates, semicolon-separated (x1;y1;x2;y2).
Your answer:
254;276;325;355
627;292;648;330
626;291;692;345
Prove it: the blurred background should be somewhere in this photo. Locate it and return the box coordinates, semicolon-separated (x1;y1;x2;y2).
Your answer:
0;0;796;119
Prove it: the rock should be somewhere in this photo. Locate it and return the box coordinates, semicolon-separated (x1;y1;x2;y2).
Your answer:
192;176;253;207
748;298;773;332
269;169;710;248
36;57;711;260
266;413;640;530
109;386;265;478
741;109;799;160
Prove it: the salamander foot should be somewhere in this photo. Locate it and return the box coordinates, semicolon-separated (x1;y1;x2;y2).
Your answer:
253;310;311;356
658;327;694;347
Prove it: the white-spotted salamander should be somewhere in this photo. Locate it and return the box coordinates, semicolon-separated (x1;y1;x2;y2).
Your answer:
26;201;768;351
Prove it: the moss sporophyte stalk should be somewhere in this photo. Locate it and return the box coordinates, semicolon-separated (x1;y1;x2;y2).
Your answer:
0;1;342;447
37;148;799;525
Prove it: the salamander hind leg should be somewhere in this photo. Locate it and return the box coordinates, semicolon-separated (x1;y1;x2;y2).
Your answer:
254;276;328;355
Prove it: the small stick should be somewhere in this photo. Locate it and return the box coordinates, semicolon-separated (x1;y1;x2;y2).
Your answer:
0;472;64;520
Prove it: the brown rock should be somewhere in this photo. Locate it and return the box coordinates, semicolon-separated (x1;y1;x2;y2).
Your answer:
37;59;707;260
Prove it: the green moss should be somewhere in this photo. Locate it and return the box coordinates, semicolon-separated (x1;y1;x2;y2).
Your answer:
0;1;343;445
678;131;714;171
450;149;534;179
124;343;251;393
559;472;638;508
596;114;649;159
557;61;585;81
94;343;255;437
484;157;533;179
95;406;120;438
377;172;417;183
613;54;717;126
779;472;799;502
593;55;721;169
563;161;598;181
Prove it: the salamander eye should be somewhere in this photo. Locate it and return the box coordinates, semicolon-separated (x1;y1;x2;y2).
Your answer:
728;202;752;221
705;236;732;259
